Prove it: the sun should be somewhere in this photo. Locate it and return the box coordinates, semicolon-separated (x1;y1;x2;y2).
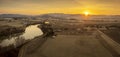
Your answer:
84;11;89;16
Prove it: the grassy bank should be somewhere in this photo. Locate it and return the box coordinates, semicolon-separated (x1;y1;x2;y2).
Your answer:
0;25;25;37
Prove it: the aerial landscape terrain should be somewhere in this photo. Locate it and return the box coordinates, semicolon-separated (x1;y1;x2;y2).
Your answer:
0;0;120;57
0;13;120;57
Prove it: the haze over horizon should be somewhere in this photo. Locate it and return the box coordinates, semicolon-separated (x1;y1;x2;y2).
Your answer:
0;0;120;15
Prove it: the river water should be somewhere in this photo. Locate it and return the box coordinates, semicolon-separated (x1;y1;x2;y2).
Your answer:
0;24;43;48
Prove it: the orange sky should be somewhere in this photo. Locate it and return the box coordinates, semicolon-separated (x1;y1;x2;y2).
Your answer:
0;0;120;15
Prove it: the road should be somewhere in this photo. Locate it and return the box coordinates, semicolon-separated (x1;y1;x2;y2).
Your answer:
19;31;116;57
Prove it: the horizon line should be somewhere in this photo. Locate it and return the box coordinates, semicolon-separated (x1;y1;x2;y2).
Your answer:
0;13;120;16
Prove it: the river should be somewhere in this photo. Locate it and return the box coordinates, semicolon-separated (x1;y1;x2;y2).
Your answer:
0;24;43;49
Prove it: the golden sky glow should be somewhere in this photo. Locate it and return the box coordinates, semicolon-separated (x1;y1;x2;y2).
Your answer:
0;0;120;15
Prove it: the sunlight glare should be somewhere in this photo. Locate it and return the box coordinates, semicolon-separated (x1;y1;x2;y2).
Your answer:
84;11;89;16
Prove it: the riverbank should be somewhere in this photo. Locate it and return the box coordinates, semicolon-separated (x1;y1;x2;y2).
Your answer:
0;26;25;37
0;20;26;38
0;19;43;38
0;24;43;57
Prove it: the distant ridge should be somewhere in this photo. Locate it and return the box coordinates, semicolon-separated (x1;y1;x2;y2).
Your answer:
36;13;83;19
0;14;30;18
35;13;120;20
0;13;120;20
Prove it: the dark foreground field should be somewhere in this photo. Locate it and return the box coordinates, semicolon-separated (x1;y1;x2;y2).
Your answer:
101;28;120;44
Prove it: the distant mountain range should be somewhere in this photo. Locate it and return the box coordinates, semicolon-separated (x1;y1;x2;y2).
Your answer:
0;14;30;18
36;13;120;20
0;13;120;20
36;13;83;19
